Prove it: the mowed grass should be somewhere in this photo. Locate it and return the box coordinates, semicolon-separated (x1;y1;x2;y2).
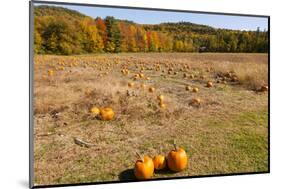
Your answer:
33;53;268;186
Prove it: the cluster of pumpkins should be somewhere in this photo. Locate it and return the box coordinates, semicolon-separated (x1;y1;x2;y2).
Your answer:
128;80;167;109
134;143;189;180
47;66;66;77
90;107;115;121
128;81;155;93
125;69;215;109
185;85;199;93
184;81;211;107
43;56;121;79
123;62;212;110
216;71;239;84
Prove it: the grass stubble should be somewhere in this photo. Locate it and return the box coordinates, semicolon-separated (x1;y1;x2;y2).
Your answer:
33;53;268;185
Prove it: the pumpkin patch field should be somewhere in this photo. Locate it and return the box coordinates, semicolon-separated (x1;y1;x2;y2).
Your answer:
33;53;268;185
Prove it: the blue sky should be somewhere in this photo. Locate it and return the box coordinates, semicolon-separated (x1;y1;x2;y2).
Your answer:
35;3;268;31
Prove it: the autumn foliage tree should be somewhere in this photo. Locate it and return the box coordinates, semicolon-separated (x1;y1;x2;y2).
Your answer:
105;16;121;53
80;17;104;52
34;5;268;55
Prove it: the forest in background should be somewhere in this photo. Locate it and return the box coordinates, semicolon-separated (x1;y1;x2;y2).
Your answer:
34;5;268;55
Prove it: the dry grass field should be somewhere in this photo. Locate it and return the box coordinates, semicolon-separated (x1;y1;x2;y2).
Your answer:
33;53;268;186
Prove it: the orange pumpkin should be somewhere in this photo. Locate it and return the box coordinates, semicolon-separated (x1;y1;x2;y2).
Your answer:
148;87;155;93
134;154;154;180
167;143;188;172
158;102;166;109
260;85;268;92
192;87;199;93
140;83;146;89
90;107;100;117
100;108;115;121
153;155;166;170
189;98;201;106
185;85;192;91
157;95;164;102
128;82;134;88
206;81;213;88
139;73;145;78
48;69;54;76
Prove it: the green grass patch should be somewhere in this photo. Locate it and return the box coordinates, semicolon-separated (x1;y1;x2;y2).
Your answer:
197;109;268;173
229;129;268;172
235;109;268;127
226;109;268;172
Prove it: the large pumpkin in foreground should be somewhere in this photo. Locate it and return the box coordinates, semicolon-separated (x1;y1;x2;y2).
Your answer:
167;146;188;172
153;155;166;170
134;155;154;180
100;107;115;121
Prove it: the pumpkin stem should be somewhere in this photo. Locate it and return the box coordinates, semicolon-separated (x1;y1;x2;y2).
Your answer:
173;139;177;151
136;152;143;162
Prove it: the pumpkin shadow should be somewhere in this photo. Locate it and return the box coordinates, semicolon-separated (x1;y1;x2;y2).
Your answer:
154;168;176;175
118;169;136;181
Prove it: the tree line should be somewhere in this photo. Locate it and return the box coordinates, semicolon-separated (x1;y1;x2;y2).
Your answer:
34;6;268;55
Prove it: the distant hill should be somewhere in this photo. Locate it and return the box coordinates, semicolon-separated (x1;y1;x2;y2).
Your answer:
35;5;85;19
34;5;268;55
144;22;217;35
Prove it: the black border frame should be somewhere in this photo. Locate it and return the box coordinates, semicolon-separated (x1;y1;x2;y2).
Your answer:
29;1;270;188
